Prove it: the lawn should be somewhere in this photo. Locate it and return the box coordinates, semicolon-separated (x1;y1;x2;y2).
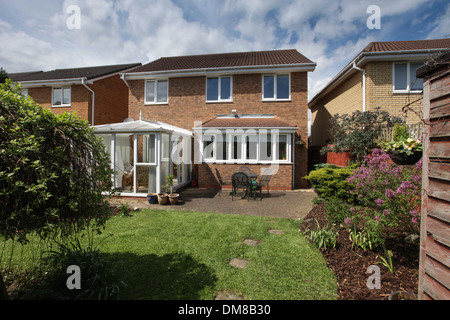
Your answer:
1;209;338;300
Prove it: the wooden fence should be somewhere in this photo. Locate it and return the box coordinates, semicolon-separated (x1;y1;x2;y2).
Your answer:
417;52;450;300
376;122;423;143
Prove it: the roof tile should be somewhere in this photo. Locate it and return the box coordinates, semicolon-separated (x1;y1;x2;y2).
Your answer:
9;63;142;82
132;49;314;73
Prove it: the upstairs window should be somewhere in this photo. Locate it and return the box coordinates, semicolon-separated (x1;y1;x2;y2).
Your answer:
52;87;71;107
393;62;423;93
262;74;290;100
206;76;232;102
145;80;168;104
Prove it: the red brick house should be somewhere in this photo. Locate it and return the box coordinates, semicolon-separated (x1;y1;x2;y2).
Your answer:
9;63;141;125
116;50;316;192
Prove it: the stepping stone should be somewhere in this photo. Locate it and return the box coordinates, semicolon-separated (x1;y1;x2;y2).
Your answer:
243;239;261;246
229;258;248;269
215;290;246;300
268;229;284;235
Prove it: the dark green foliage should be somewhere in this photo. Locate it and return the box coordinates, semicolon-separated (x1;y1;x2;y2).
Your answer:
304;165;358;203
0;80;114;244
42;237;124;300
321;108;403;162
0;68;7;84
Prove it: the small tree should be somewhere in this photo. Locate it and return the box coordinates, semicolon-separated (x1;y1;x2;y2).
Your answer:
0;80;113;298
0;68;8;83
321;108;403;162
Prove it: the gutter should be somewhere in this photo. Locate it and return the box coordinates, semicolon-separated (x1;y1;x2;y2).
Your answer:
81;78;95;126
121;63;317;80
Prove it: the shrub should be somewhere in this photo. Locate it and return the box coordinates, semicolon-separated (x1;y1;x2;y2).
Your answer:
43;236;124;300
323;197;352;227
345;148;422;247
321;108;403;162
304;165;358;203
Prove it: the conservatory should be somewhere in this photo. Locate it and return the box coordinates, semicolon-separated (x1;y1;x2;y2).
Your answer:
94;118;192;196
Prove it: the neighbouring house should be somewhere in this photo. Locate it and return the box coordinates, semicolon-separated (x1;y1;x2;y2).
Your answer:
9;63;141;125
98;49;316;196
308;38;450;149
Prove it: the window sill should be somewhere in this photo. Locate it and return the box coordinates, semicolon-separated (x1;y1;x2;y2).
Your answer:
52;105;71;108
206;100;233;104
144;102;169;105
392;90;422;95
262;98;291;102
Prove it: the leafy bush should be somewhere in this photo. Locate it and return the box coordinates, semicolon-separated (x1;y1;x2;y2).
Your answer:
345;148;422;247
0;80;113;244
321;108;403;162
304;165;358;203
323;197;352;227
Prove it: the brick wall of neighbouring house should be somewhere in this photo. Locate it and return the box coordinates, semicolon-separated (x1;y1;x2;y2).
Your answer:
310;71;363;146
27;75;130;125
128;72;309;189
28;85;91;121
365;62;423;124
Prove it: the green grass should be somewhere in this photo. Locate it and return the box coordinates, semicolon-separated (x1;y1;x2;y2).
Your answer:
1;209;338;300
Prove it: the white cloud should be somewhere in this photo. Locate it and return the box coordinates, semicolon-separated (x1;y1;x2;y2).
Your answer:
0;0;446;100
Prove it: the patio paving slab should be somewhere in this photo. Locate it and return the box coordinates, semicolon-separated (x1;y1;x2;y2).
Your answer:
110;187;317;220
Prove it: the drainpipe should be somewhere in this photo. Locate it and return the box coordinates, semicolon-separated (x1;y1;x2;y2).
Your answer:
352;62;366;112
81;78;95;126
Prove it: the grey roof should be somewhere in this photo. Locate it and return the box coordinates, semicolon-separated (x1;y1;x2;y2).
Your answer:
9;63;142;82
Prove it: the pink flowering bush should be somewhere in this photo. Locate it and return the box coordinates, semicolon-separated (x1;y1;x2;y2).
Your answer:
346;148;422;247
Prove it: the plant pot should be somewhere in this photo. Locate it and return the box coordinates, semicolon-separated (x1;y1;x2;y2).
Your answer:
147;193;158;204
169;193;179;205
387;150;422;165
157;193;169;205
388;291;416;300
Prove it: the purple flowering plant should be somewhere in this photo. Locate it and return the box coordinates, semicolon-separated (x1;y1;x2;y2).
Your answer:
346;148;422;244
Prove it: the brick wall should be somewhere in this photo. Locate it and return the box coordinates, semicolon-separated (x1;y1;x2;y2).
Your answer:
199;163;293;190
128;72;309;189
310;71;363;146
27;74;130;125
28;85;90;121
366;62;423;123
90;74;130;125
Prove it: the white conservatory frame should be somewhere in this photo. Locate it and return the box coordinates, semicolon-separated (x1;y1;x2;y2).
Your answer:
94;119;192;197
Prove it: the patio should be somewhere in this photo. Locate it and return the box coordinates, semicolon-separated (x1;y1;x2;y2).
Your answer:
110;187;317;219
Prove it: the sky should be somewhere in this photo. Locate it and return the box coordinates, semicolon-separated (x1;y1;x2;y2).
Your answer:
0;0;449;102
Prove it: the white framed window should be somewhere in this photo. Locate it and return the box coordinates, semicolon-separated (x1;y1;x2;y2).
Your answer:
206;76;232;102
145;80;168;104
201;130;291;164
392;62;423;93
262;74;290;101
52;87;71;107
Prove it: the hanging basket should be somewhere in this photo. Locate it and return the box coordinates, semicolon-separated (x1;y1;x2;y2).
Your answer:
387;150;422;165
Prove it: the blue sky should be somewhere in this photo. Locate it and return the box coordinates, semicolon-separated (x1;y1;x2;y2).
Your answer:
0;0;448;100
